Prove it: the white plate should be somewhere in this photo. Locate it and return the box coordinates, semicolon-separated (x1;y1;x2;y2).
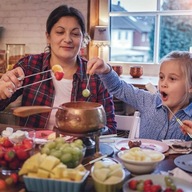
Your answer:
123;174;192;192
115;139;169;153
34;130;75;144
174;154;192;173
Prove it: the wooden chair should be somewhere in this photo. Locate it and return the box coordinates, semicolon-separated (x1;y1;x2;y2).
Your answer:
115;111;140;139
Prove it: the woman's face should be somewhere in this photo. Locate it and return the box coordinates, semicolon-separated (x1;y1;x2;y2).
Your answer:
46;16;83;62
158;60;190;112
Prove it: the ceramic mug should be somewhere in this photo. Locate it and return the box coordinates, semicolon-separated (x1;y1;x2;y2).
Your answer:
112;66;123;76
130;66;143;78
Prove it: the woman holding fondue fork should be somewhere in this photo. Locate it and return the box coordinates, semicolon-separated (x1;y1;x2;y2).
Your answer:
0;5;116;134
87;51;192;141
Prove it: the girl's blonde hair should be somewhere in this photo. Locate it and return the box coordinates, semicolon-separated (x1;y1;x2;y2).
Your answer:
160;51;192;93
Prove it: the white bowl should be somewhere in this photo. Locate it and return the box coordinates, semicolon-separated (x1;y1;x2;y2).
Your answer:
118;148;165;175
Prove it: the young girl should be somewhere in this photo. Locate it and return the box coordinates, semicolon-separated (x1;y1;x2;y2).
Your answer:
87;51;192;141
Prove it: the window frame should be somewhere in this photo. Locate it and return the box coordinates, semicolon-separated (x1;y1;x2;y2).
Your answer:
108;0;192;64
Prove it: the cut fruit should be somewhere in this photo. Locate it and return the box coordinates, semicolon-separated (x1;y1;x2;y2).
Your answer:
54;71;64;81
52;65;63;73
82;89;90;97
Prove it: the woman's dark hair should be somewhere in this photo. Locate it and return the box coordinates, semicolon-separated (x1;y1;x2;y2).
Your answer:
46;5;85;36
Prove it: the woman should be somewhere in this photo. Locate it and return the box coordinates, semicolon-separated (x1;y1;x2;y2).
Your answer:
0;5;116;134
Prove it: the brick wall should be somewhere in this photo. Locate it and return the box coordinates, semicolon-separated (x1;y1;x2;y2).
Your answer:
0;0;88;54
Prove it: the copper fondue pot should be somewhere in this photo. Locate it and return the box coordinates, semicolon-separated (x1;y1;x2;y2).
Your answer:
12;101;106;133
55;102;106;133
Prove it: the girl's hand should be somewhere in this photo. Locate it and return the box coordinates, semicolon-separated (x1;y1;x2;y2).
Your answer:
87;57;110;75
180;120;192;135
0;67;25;99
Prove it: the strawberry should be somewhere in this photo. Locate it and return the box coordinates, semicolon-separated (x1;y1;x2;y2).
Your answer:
10;173;19;184
176;189;184;192
2;138;13;148
22;139;33;150
0;179;6;190
54;71;64;80
120;147;127;151
128;179;138;190
0;146;5;159
151;184;162;192
16;149;30;160
9;158;20;170
0;159;7;167
13;144;25;151
144;184;152;192
4;149;16;162
144;179;153;186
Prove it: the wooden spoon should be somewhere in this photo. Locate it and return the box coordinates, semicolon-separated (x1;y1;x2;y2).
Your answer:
12;106;61;117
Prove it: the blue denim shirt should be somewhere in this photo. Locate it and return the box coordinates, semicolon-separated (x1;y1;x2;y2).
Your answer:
99;70;192;141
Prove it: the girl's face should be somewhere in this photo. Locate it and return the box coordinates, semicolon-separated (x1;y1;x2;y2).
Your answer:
46;16;83;62
158;60;191;113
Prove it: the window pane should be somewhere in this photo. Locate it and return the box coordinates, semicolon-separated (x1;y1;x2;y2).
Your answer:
110;16;154;62
111;0;157;12
157;15;192;60
161;0;192;11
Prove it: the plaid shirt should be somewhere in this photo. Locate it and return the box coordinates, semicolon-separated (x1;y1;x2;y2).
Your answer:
0;53;116;133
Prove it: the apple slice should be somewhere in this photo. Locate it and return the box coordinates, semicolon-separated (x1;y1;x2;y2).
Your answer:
52;64;63;73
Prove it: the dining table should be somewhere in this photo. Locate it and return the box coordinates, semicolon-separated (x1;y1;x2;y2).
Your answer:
0;123;190;192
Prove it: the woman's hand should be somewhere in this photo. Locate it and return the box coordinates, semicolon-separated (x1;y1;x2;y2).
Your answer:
0;67;25;100
181;120;192;135
87;57;111;75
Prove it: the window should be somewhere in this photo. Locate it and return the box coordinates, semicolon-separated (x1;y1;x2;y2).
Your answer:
109;0;192;64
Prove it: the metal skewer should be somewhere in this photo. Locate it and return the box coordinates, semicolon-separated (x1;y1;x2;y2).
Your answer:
83;154;108;167
17;69;52;81
17;77;53;90
86;74;91;89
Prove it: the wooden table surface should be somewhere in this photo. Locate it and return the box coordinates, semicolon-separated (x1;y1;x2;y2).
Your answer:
0;124;184;192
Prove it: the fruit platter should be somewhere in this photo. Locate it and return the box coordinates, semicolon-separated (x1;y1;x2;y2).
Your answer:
0;124;192;192
0;127;35;173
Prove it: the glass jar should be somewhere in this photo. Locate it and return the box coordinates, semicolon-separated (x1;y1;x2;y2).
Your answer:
6;44;25;71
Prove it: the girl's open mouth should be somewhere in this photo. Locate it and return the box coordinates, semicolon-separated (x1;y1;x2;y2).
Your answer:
160;91;168;101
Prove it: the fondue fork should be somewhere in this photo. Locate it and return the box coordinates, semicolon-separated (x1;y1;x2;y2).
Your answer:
145;83;192;138
83;154;108;167
17;69;53;90
17;69;52;81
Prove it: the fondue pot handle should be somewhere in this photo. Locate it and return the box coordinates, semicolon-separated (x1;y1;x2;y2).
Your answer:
12;106;59;117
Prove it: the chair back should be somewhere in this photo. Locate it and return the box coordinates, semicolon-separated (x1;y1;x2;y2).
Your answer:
115;111;140;139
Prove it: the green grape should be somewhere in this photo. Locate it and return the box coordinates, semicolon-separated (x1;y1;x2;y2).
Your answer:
164;176;173;187
62;146;73;153
136;181;144;192
74;139;83;146
82;89;90;97
61;153;72;163
50;150;62;159
72;153;79;162
55;137;65;144
44;141;56;149
55;142;64;150
41;146;50;155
